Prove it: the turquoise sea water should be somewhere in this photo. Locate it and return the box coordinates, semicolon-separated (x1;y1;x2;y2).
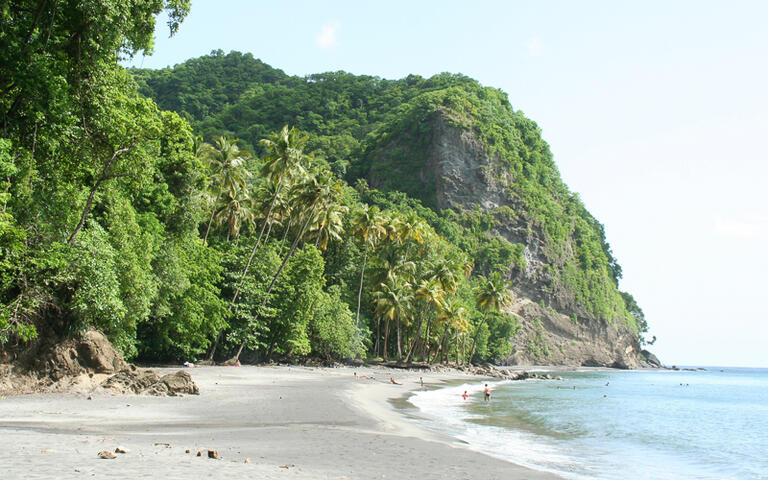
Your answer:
406;368;768;480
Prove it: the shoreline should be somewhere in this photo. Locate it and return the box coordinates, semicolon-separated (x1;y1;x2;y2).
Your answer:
0;364;564;479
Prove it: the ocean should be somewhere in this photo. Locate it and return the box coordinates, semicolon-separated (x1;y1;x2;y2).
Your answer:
403;367;768;480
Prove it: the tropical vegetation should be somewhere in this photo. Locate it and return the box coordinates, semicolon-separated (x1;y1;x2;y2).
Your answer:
0;3;648;367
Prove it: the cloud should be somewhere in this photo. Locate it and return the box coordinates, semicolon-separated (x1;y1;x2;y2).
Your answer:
525;36;542;56
316;22;339;49
713;213;768;240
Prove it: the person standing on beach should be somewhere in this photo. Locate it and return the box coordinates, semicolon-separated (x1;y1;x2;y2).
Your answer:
483;384;491;401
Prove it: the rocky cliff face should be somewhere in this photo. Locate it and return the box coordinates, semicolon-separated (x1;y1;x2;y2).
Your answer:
369;108;646;368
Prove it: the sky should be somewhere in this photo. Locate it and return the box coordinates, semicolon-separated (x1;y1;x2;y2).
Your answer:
126;1;768;367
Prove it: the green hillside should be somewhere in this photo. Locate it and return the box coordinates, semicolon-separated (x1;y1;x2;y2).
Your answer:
135;51;641;330
1;0;646;369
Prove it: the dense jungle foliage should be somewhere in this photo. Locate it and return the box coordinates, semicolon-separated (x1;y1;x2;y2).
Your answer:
1;3;646;366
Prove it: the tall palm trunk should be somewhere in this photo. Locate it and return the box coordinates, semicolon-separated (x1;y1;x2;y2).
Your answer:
230;204;316;363
232;180;283;304
468;311;489;363
202;193;219;246
396;318;403;360
68;145;133;245
279;215;294;251
431;327;450;364
355;250;367;327
405;306;426;363
420;316;433;359
383;318;390;361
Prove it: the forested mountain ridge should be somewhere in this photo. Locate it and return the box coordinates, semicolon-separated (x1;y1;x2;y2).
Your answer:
133;51;652;368
0;0;652;370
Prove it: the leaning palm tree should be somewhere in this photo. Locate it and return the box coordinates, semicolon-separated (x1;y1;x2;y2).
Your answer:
205;128;305;362
254;125;309;248
469;272;514;362
231;126;309;304
200;136;252;245
350;205;387;327
229;168;341;363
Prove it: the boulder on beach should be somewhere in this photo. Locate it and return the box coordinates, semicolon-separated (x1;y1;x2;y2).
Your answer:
0;330;199;397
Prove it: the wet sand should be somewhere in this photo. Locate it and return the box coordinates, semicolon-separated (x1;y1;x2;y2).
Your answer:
0;365;563;479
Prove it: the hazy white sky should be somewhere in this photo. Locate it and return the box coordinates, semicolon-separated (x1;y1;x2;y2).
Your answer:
128;0;768;367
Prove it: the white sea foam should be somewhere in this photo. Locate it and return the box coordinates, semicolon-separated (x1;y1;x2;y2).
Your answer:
405;369;768;480
409;380;589;480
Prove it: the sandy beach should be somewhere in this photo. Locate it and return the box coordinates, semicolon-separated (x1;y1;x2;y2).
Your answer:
0;365;563;479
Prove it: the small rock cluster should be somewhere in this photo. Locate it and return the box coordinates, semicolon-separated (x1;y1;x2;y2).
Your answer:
453;363;564;381
102;367;199;396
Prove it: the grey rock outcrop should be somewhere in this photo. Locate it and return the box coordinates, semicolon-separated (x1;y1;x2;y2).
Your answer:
368;108;643;368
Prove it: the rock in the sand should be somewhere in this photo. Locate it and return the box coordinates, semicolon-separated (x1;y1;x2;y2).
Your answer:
101;369;199;396
77;331;128;373
197;451;203;457
161;371;199;396
114;447;129;454
207;449;219;459
98;450;117;459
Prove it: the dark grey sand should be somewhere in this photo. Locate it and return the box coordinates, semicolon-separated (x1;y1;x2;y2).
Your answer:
0;365;563;479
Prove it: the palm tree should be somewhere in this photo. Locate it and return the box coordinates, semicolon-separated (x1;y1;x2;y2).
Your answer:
430;257;460;295
310;201;348;250
206;128;304;362
262;169;340;296
200;136;252;245
432;299;468;363
373;276;413;361
376;245;415;286
213;189;256;242
254;125;309;248
469;272;513;362
350;205;387;327
229;168;341;363
231;126;308;304
405;278;445;363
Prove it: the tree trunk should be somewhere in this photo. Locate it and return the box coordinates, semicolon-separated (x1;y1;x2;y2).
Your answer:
68;145;132;245
404;309;425;363
262;207;314;298
255;179;282;249
279;216;293;251
383;318;390;361
396;317;403;360
355;250;367;327
432;327;449;364
420;316;433;360
263;215;274;241
207;330;223;362
230;206;316;363
468;312;489;363
202;195;219;246
230;180;284;305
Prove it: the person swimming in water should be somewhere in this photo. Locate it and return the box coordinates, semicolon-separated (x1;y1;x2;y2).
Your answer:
483;384;491;401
